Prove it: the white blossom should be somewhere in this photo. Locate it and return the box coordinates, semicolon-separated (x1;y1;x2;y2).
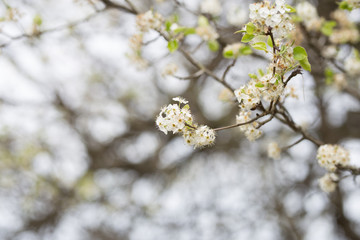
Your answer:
136;10;163;32
317;144;350;172
162;63;178;77
236;110;262;141
200;0;222;16
196;25;219;41
267;142;281;160
319;173;339;193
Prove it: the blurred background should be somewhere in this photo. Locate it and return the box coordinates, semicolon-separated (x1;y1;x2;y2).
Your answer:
0;0;359;239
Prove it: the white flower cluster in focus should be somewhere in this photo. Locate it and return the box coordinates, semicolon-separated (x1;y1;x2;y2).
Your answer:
236;111;262;141
319;173;339;193
234;73;284;111
156;97;216;148
249;0;294;38
317;144;350;172
200;0;222;16
136;10;164;32
267;141;281;160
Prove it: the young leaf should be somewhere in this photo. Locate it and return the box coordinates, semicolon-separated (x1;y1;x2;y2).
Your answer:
255;82;264;88
240;45;252;55
258;69;264;76
299;58;311;72
223;50;234;58
339;1;353;10
198;16;209;27
285;4;296;13
241;33;255;43
321;21;336;36
168;39;179;53
208;40;219;52
246;22;255;34
234;29;247;34
251;42;267;51
248;73;258;79
267;36;273;48
33;14;42;26
293;46;308;61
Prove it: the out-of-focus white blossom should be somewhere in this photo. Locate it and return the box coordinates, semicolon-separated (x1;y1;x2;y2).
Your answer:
333;73;347;90
344;55;360;75
128;33;148;69
322;45;337;58
196;25;219;41
162;63;178;77
329;10;360;44
267;142;281;160
296;2;322;31
317;144;350;172
236;111;262;141
200;0;222;16
136;10;164;32
227;6;248;26
319;173;339;193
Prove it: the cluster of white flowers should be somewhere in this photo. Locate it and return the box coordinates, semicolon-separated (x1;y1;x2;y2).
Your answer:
249;0;294;38
162;63;178;77
234;73;284;111
344;54;360;76
227;6;248;26
236;111;262;141
200;0;222;16
196;25;219;41
329;10;360;44
136;10;164;32
322;45;338;58
333;73;347;90
319;173;339;193
317;144;350;172
296;2;323;31
156;97;216;148
128;33;148;69
267;141;281;160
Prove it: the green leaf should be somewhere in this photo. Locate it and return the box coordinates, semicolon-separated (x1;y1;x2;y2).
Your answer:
223;50;234;58
173;27;196;35
285;4;296;13
239;45;252;55
258;69;264;76
325;68;334;85
339;1;353;10
245;22;255;34
33;14;42;26
168;39;179;53
198;16;209;27
293;46;308;61
299;58;311;72
234;29;247;34
255;82;264;88
241;33;255;43
182;104;190;110
321;21;336;36
267;36;273;48
165;21;172;31
251;42;267;51
208;40;219;52
248;73;258;79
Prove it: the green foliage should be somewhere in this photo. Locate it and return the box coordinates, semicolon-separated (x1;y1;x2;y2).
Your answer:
267;36;273;48
255;82;264;88
248;73;258;79
241;33;255;43
251;42;267;51
299;58;311;72
33;14;42;26
240;45;252;55
293;46;307;61
285;4;297;13
208;40;219;52
321;21;336;36
173;27;196;35
168;39;179;53
245;22;255;34
258;69;264;76
339;1;353;10
325;68;334;84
